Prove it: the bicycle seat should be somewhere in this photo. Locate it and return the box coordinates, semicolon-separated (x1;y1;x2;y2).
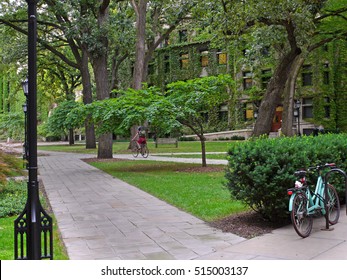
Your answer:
294;170;307;178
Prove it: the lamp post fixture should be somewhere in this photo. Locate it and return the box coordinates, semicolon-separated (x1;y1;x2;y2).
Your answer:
253;110;258;120
14;0;53;260
293;100;301;136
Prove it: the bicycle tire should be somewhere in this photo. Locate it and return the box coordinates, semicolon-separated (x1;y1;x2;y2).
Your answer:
291;192;313;238
141;145;149;158
131;143;139;158
325;184;340;225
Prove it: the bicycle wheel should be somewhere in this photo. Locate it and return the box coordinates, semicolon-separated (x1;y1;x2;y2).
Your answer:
325;184;340;225
141;144;149;158
291;192;313;238
131;143;139;158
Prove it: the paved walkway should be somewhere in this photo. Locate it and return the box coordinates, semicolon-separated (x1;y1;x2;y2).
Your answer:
38;151;347;260
38;152;244;260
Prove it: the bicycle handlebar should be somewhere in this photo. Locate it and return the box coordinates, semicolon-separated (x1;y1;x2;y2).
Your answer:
308;163;336;171
294;163;336;177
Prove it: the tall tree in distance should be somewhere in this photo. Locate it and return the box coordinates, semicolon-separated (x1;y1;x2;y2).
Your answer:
131;0;148;90
211;0;347;136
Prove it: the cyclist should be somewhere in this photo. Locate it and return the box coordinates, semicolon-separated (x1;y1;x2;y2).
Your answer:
132;126;146;149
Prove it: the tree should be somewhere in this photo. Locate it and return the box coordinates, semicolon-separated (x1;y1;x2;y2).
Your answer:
64;85;166;144
210;0;347;136
66;75;234;167
129;0;200;142
165;75;234;167
0;1;97;149
46;100;81;145
281;0;347;135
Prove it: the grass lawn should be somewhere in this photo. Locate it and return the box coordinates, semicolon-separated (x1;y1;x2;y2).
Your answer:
38;140;237;155
0;181;68;260
0;215;68;260
88;160;247;221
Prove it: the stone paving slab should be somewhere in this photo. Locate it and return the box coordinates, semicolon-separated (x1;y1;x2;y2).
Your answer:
38;152;245;260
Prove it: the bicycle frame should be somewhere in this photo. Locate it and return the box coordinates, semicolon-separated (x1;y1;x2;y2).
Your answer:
288;174;326;215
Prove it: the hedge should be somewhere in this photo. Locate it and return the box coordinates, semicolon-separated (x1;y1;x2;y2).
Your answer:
225;134;347;222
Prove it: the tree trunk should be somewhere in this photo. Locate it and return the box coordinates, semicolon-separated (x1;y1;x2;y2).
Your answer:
132;0;148;90
89;1;113;159
81;46;96;149
129;0;148;145
97;133;113;158
68;128;74;145
281;55;304;136
91;52;113;159
199;135;207;167
253;47;302;136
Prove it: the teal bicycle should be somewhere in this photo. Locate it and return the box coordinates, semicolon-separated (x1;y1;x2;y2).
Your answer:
288;163;340;238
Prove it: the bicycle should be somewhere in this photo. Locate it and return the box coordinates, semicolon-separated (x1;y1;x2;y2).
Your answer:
131;141;149;158
287;163;340;238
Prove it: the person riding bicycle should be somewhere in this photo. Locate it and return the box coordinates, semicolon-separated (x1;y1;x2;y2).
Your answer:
132;126;146;149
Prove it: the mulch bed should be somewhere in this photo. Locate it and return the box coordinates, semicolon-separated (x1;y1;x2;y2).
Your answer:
209;211;290;239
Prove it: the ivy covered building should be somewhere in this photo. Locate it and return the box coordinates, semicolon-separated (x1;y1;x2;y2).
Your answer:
147;31;347;136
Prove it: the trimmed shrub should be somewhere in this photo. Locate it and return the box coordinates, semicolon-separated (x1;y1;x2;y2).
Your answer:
179;136;196;141
225;134;347;222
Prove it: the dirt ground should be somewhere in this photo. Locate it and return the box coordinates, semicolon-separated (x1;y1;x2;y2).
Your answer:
209;211;289;239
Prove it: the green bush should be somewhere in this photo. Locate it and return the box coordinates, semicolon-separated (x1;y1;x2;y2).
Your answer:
0;180;27;218
179;136;196;141
213;136;246;141
225;134;347;222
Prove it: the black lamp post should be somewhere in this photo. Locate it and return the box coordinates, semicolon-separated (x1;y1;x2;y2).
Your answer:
293;100;301;136
22;78;28;165
14;0;53;260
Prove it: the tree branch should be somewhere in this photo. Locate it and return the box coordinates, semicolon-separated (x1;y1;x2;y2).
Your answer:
0;18;79;69
99;0;110;14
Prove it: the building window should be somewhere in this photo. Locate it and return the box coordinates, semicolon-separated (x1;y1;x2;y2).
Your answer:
242;49;249;56
245;102;254;120
243;71;253;90
217;50;227;65
179;30;188;43
323;63;330;85
148;63;154;75
200;50;209;67
323;71;330;85
261;47;270;57
201;112;208;122
324;97;330;118
302;98;313;118
261;69;272;89
180;53;189;69
302;65;313;86
219;111;228;122
164;55;170;73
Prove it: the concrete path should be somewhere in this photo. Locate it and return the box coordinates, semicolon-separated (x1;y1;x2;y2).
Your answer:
38;152;244;260
38;151;347;260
